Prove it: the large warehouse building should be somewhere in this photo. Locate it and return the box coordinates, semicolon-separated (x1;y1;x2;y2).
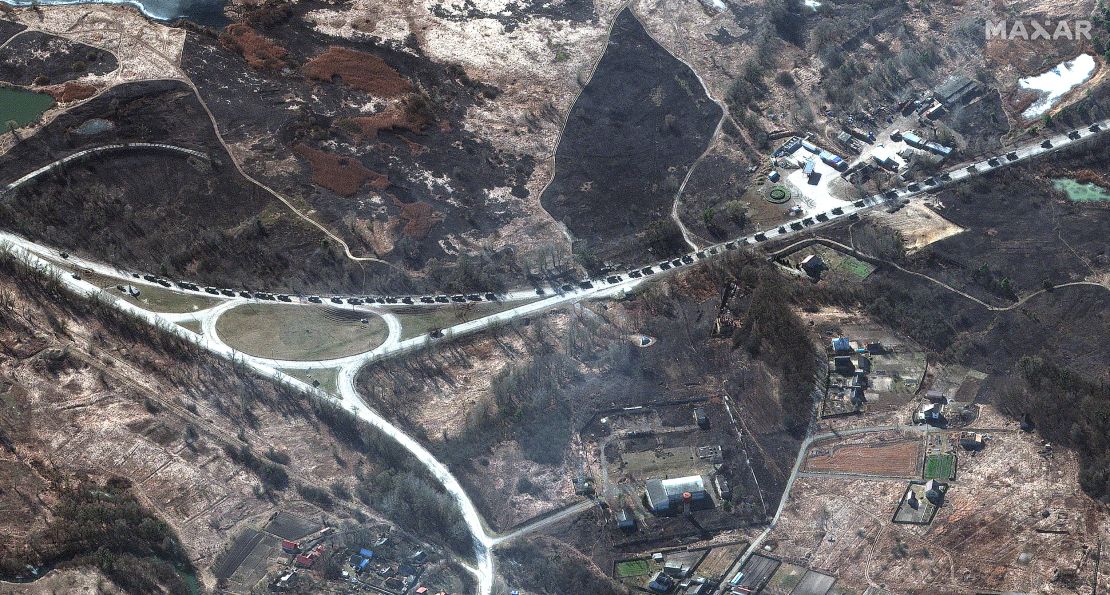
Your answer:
645;475;712;514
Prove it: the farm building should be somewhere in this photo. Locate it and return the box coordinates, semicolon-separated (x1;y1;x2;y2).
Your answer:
800;254;826;278
960;433;986;451
663;559;692;577
923;480;945;504
649;572;676;593
693;408;709;429
915;403;944;424
935;74;980;106
834;356;856;375
715;475;732;500
616;507;637;531
645;476;712;514
872;154;899;171
831;337;853;354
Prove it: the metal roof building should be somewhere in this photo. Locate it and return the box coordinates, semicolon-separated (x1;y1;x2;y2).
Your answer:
645;476;710;514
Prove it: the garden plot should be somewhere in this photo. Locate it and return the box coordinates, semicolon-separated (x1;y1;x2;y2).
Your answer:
804;431;922;478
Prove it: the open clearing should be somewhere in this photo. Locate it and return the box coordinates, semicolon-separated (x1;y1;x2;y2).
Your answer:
215;303;387;361
176;320;203;335
804;434;922;478
393;299;538;341
281;367;340;395
868;201;965;253
695;543;746;579
615;559;651;578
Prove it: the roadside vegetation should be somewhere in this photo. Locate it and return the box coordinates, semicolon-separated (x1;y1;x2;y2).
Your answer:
499;537;629;595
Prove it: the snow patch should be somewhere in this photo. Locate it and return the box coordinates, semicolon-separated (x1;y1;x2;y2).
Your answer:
1019;53;1096;119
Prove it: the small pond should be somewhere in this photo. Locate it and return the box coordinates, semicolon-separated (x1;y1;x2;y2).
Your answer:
1052;177;1110;203
73;118;116;135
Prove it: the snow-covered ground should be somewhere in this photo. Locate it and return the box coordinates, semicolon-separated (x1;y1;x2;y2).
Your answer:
1020;53;1096;119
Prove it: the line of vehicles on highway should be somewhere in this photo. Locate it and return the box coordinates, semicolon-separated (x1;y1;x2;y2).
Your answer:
57;123;1102;313
137;271;505;306
60;201;868;309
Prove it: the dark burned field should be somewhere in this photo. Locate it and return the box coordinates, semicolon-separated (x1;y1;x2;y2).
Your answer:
0;80;378;292
540;8;722;268
0;20;26;45
182;8;535;286
908;139;1110;304
0;30;117;86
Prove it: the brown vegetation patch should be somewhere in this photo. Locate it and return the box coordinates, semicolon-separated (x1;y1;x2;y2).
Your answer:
391;196;442;239
1058;167;1110;188
344;106;425;139
804;436;921;477
302;46;411;97
45;82;97;103
220;24;287;71
293;144;388;196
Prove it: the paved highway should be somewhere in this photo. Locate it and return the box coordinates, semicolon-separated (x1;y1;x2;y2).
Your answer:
6;120;1105;315
1;142;210;194
0;119;1105;595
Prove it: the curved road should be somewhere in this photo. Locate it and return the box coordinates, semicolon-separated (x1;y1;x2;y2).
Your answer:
0;101;1106;595
1;142;209;194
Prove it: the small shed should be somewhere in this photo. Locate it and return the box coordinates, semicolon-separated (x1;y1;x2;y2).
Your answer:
858;355;872;373
834;356;856;374
616;507;637;531
693;408;709;429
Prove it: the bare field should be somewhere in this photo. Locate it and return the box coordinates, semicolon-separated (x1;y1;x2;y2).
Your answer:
804;433;922;478
866;201;965;254
769;407;1110;594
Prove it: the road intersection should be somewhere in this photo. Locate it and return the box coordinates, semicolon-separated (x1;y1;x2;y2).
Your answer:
0;118;1106;594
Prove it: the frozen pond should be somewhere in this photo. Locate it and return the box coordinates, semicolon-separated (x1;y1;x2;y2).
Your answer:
1019;54;1096;119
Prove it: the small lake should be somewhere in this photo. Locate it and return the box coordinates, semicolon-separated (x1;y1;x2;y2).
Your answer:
1019;53;1096;119
0;0;227;26
73;118;115;135
1052;177;1110;203
0;86;55;128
